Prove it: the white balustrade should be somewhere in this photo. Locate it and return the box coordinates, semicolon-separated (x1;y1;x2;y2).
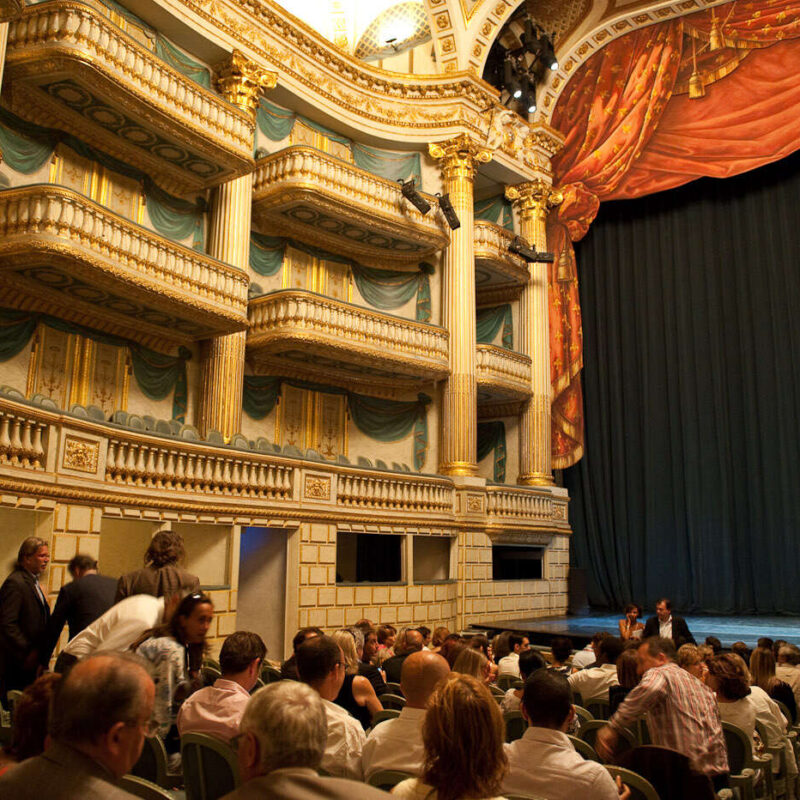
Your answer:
337;472;453;513
476;344;532;396
0;410;47;470
486;486;554;520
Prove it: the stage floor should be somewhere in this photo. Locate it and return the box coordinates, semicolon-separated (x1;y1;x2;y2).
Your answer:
474;612;800;650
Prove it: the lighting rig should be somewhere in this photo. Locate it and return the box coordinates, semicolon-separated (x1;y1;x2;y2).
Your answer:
509;236;554;264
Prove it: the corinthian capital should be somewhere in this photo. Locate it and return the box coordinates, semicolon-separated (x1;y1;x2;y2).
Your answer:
215;51;278;116
505;180;563;216
428;134;492;182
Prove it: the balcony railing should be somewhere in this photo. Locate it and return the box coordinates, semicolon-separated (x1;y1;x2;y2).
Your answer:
0;185;249;345
252;147;450;267
476;344;532;401
474;221;529;293
486;485;570;531
248;290;450;380
6;1;254;193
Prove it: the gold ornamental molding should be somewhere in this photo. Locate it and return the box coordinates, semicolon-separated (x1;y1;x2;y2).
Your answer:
62;436;100;474
428;134;493;182
247;290;450;380
0;185;249;346
5;1;255;194
474;220;529;290
476;344;533;402
477;399;524;419
252;147;450;268
505;180;564;223
0;0;22;22
215;50;278;115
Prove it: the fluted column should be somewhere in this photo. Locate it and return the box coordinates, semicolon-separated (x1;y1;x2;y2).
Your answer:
197;52;276;440
505;180;562;485
0;2;23;92
429;135;491;476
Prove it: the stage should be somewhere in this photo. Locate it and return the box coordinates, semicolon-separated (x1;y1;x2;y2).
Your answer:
474;612;800;650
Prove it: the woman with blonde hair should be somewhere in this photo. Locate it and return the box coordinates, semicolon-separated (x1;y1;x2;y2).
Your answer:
750;645;797;723
678;644;710;684
452;646;492;684
331;628;383;730
392;673;508;800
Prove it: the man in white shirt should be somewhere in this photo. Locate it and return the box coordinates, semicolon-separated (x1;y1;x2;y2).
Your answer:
55;593;175;671
497;634;531;677
776;645;800;712
642;598;695;648
568;636;623;705
362;648;449;779
296;634;366;780
178;631;265;741
503;670;629;800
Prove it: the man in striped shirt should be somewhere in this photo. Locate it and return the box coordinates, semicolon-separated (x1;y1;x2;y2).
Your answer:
596;636;729;791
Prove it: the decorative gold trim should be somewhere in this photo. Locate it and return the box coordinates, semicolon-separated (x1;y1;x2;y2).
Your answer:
215;50;278;115
62;435;99;473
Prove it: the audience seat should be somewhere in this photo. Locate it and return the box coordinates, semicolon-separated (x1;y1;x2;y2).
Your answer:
586;698;611;720
497;675;519;691
504;710;528;742
572;704;593;731
369;709;401;730
378;693;406;710
385;682;404;696
367;769;414;791
181;732;241;800
722;721;772;800
260;664;282;684
604;765;660;800
579;720;637;763
754;720;786;800
489;684;505;698
618;745;722;800
131;735;171;789
119;775;174;800
568;734;601;762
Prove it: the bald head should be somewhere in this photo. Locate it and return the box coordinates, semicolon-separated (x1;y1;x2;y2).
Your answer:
400;650;450;708
397;628;424;655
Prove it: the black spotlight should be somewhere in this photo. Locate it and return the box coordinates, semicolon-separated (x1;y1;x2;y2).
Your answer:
437;193;461;230
509;236;554;263
503;57;522;99
540;32;558;71
400;179;431;215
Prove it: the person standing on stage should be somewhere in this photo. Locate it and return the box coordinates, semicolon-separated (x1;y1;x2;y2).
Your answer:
643;598;695;648
0;537;51;706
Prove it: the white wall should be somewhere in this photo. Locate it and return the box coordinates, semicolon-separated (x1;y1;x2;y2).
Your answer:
98;519;161;580
174;522;231;587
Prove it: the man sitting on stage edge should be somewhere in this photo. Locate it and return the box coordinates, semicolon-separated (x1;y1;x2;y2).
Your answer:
643;598;695;648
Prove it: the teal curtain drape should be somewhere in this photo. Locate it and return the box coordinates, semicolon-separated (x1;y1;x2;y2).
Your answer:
474;195;514;231
154;35;211;88
0;121;53;174
145;195;204;250
0;308;190;421
567;149;800;614
249;233;286;277
476;305;513;350
256;99;296;141
351;143;422;186
477;421;506;482
242;377;431;470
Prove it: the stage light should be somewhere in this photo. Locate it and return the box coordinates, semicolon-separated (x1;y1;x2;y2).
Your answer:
399;179;431;215
503;57;522;99
540;34;558;71
509;236;554;263
436;193;461;230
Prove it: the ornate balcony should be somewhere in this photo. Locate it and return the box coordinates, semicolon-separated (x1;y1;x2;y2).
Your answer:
247;290;450;388
0;186;249;346
476;344;531;403
474;221;529;300
252;147;450;268
5;1;255;194
486;484;570;534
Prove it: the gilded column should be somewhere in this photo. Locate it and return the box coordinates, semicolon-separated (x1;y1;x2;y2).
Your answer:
506;180;562;485
429;135;491;475
0;2;24;93
197;52;276;440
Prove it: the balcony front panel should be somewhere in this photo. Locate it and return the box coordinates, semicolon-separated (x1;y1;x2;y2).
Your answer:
476;344;531;402
474;221;529;297
0;186;249;346
6;2;255;194
486;485;570;534
248;290;450;384
252;147;450;268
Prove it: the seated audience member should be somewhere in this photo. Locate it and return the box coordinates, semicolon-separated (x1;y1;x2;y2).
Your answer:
468;635;498;682
42;554;116;663
0;653;155;799
357;627;388;696
492;631;512;664
392;673;508;800
452;647;492;684
549;636;574;676
596;637;729;791
732;641;752;664
618;604;645;641
361;650;450;780
678;644;710;684
383;628;424;683
758;637;775;652
296;634;365;779
116;531;199;602
331;628;382;730
572;632;611;670
429;626;450;654
0;673;62;777
503;671;629;800
375;624;397;664
705;636;723;656
609;645;641;715
55;592;176;673
502;650;547;713
751;645;797;723
416;626;431;648
497;634;531;678
698;644;715;667
281;626;323;681
568;636;623;705
438;633;465;668
177;631;266;741
222;680;385;800
134;592;214;739
776;644;800;711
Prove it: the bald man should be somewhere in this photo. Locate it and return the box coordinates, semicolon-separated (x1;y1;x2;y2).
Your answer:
361;649;449;779
382;628;425;684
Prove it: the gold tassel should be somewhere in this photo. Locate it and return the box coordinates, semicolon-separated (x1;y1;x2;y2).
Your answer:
709;10;724;51
689;70;706;98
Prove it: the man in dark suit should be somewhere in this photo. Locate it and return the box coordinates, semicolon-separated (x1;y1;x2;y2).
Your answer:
382;628;424;684
42;553;117;663
0;537;51;706
643;597;695;648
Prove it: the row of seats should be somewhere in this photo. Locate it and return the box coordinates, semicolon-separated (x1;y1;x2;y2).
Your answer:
0;386;413;472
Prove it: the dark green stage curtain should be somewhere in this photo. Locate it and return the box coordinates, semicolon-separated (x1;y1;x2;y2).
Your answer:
566;150;800;615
